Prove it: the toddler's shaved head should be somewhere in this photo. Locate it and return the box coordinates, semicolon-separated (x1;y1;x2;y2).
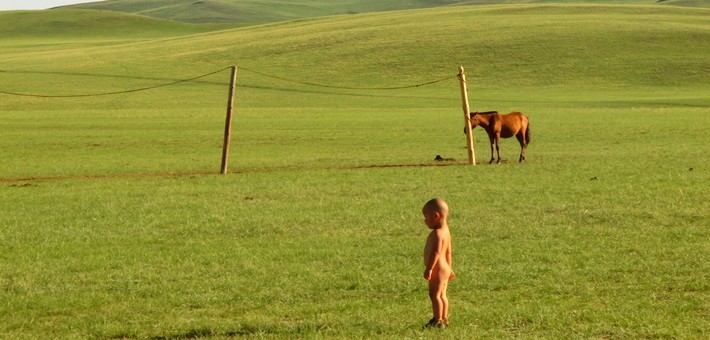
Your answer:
423;198;449;217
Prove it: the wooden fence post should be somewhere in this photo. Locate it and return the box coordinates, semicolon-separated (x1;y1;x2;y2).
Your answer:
458;66;476;166
220;66;238;174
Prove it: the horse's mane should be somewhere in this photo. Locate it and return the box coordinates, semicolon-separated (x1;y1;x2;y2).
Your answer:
474;111;498;115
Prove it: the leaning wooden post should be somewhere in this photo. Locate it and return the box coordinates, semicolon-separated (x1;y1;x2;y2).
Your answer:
458;66;476;166
220;66;238;174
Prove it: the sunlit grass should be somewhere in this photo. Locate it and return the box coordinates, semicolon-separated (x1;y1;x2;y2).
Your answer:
1;4;708;338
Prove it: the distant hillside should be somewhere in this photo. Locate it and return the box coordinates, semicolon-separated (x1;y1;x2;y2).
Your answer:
0;9;222;41
58;0;708;24
57;0;461;24
451;0;708;7
4;4;705;90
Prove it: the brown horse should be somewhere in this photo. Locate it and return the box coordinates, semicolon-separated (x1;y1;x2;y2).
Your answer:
465;111;531;164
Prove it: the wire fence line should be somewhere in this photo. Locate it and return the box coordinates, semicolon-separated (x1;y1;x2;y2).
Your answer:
0;66;232;98
237;66;458;90
0;65;458;98
0;69;227;87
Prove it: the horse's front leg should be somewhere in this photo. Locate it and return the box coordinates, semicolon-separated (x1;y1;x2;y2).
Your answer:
488;134;496;164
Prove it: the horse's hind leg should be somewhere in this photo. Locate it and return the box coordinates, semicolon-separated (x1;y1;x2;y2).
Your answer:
516;133;527;162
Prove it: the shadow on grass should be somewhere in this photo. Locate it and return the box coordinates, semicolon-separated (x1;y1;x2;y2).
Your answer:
138;322;334;339
148;326;265;339
0;161;469;184
106;324;272;339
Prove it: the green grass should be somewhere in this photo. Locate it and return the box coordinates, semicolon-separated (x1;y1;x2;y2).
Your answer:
1;4;709;338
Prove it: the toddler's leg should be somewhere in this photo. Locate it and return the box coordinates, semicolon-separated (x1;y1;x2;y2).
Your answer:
441;280;449;322
428;278;447;321
428;279;442;320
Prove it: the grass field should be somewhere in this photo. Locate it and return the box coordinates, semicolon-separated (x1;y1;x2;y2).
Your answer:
1;3;708;338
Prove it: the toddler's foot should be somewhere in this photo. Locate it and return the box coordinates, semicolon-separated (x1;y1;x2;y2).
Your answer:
423;318;446;329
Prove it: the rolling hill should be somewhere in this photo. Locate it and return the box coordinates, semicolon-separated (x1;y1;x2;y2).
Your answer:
0;9;222;42
57;0;462;24
4;4;704;88
57;0;709;24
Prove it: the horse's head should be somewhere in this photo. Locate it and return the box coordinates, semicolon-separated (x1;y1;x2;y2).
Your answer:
464;111;498;133
469;112;483;127
463;112;481;134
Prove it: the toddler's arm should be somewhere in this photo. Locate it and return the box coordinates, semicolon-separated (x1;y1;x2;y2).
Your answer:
447;242;455;280
423;234;444;280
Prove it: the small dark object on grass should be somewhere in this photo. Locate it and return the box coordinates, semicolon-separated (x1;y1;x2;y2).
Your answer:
590;176;598;180
435;155;455;162
9;183;34;188
689;168;693;171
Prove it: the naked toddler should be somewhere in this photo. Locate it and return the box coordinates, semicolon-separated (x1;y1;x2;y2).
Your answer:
422;198;455;328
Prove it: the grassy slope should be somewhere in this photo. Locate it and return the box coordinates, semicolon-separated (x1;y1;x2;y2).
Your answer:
59;0;463;24
59;0;709;24
452;0;708;6
0;9;224;42
0;4;708;338
2;5;706;91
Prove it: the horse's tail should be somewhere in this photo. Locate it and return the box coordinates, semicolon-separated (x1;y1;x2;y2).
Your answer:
525;120;531;145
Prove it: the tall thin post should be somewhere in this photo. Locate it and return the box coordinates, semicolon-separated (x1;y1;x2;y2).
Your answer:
458;66;476;166
220;66;238;174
